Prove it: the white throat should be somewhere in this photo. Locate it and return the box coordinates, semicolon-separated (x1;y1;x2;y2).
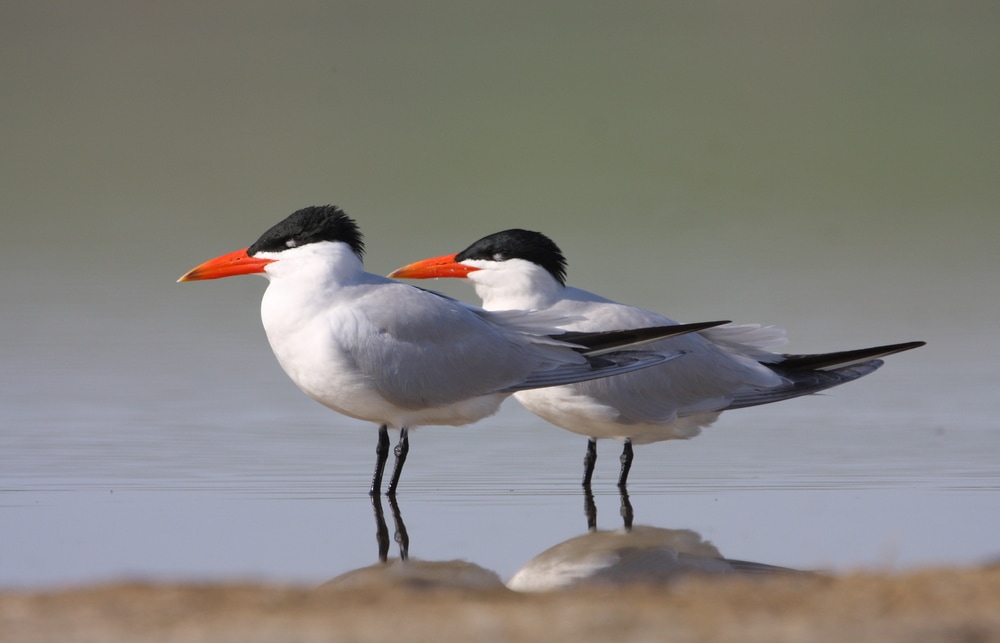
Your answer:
464;258;564;311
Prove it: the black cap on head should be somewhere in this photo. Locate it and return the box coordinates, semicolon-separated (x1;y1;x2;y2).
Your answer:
248;205;365;258
454;229;567;285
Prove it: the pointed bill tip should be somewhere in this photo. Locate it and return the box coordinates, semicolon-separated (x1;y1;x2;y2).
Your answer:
388;253;478;279
177;247;274;282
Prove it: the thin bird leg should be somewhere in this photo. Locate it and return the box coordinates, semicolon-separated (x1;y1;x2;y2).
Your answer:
582;438;598;488
370;492;390;562
584;485;598;531
619;486;634;531
369;424;390;496
617;439;634;490
387;493;410;561
386;427;410;496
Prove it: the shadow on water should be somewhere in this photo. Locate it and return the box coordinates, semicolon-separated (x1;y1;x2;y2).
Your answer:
324;489;810;592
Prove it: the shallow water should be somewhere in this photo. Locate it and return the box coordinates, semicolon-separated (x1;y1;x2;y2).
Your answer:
2;1;999;591
2;285;998;590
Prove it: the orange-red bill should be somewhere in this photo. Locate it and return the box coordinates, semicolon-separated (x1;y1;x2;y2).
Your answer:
177;247;276;282
387;253;480;279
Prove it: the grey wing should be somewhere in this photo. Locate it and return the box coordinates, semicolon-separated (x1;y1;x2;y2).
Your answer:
572;339;786;423
498;350;688;393
725;361;883;409
543;299;787;422
349;285;569;408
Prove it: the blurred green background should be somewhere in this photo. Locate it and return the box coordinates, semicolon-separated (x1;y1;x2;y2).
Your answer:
3;1;998;351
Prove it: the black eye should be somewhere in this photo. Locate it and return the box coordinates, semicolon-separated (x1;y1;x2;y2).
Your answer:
492;252;504;261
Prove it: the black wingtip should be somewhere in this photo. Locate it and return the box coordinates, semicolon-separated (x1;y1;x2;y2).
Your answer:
561;320;731;356
779;340;926;372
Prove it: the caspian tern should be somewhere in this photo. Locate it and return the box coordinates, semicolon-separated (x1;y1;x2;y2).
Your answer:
178;207;726;495
388;228;926;488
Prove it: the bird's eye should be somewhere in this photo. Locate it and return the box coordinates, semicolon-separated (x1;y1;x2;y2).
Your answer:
286;239;298;248
492;252;504;261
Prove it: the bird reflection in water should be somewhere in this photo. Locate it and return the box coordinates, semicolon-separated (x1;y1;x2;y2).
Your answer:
324;490;810;592
585;483;634;532
322;495;505;590
372;493;409;562
509;488;811;592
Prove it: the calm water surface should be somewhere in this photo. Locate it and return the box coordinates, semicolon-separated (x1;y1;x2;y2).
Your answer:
2;282;997;590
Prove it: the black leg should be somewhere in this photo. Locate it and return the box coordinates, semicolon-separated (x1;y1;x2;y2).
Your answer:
619;486;634;531
369;425;390;496
370;492;390;562
582;438;598;488
386;427;409;496
584;485;598;531
617;439;633;490
387;493;410;561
